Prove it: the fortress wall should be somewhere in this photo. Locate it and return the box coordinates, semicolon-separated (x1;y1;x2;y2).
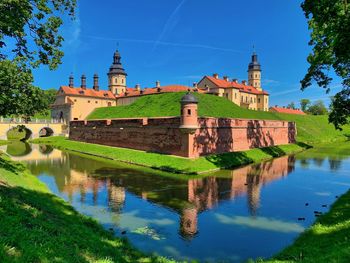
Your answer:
69;117;296;158
70;117;189;157
191;118;296;156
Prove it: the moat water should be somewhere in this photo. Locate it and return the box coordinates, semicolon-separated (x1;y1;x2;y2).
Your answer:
2;141;350;262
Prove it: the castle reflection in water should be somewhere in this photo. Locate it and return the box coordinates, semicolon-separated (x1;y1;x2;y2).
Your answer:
4;143;296;239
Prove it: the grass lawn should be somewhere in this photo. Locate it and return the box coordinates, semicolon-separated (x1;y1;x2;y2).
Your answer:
263;189;350;263
88;92;350;145
0;152;175;263
31;136;307;174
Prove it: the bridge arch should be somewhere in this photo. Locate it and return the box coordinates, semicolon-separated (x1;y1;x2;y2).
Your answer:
6;125;33;141
39;127;54;137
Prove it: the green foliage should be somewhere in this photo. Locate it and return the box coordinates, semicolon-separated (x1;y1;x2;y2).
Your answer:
88;92;350;144
307;100;328;115
287;102;296;110
31;136;306;174
0;0;76;70
0;60;49;118
301;0;350;129
300;99;311;112
0;153;174;263
6;126;28;141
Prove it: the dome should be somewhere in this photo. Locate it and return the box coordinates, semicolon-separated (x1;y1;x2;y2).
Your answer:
181;92;198;104
108;50;127;76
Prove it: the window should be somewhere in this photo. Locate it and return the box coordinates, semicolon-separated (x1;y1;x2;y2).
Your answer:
250;97;253;103
258;98;261;103
74;118;78;120
108;102;112;107
255;74;257;78
122;79;124;84
254;98;256;103
225;93;228;98
235;93;237;99
115;78;118;84
88;100;90;103
187;109;191;115
95;101;98;104
250;74;253;78
74;99;77;102
266;98;268;103
246;96;248;103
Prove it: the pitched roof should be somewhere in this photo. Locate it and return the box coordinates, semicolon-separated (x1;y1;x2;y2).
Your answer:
203;76;269;95
270;106;306;115
59;86;115;99
117;85;204;98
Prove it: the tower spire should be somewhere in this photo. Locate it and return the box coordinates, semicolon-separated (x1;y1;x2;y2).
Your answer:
108;49;127;95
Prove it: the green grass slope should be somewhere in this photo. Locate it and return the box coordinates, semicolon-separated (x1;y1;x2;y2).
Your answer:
0;152;174;263
88;92;349;144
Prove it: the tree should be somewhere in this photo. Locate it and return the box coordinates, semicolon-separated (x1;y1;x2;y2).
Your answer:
0;0;76;117
300;99;311;112
287;102;296;109
0;0;76;69
0;60;48;118
44;88;58;105
308;100;328;115
301;0;350;129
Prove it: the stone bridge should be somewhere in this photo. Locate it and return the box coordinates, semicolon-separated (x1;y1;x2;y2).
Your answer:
0;117;67;140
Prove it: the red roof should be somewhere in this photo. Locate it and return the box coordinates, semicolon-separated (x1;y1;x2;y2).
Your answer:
203;76;269;95
117;85;204;98
270;107;306;115
59;86;115;99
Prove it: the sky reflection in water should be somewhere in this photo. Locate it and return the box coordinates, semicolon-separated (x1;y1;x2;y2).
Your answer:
2;142;350;262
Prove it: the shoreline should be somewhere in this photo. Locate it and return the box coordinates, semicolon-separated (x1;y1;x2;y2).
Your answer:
30;136;309;175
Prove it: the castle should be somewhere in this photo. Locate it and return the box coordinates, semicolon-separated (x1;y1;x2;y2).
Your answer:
51;50;270;122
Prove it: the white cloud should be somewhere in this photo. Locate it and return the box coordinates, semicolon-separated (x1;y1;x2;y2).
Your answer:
215;214;305;233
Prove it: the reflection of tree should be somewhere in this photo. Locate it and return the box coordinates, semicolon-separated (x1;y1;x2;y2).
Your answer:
300;158;310;168
313;158;325;167
328;159;342;171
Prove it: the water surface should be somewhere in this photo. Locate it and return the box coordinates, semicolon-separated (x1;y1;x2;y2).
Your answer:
2;142;350;262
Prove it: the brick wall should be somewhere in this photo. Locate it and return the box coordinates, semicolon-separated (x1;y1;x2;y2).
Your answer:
69;117;296;158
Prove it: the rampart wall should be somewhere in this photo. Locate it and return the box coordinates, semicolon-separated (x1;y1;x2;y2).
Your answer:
69;116;296;158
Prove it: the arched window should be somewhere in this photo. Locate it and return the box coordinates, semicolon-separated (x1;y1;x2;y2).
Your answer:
187;109;191;115
108;102;112;107
115;78;118;84
122;79;124;84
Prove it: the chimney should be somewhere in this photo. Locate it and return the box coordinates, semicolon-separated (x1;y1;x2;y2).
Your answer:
69;74;74;88
156;80;160;88
275;105;278;107
193;82;198;89
93;74;99;91
242;80;247;85
213;73;219;79
81;74;86;89
135;84;141;91
223;76;229;81
232;78;238;83
157;86;162;92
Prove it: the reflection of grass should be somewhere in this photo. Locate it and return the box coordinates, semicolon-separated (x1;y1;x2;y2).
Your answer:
31;136;306;174
0;152;174;262
6;141;32;156
264;189;350;263
0;140;7;146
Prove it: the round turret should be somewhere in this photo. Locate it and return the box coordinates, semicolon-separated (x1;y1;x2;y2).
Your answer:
180;93;198;133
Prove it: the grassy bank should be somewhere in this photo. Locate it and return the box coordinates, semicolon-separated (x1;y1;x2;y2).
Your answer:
31;136;306;174
0;152;174;263
88;93;350;145
264;189;350;262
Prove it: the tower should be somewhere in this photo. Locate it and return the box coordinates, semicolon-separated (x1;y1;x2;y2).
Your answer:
248;52;262;91
107;50;127;95
179;93;198;133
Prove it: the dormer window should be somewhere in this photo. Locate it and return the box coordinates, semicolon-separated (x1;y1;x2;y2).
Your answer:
79;90;84;94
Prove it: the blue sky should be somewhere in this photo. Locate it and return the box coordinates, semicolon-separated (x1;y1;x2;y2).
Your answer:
32;0;341;107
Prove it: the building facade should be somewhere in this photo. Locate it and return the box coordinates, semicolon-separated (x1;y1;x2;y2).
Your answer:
197;52;269;111
51;75;116;122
